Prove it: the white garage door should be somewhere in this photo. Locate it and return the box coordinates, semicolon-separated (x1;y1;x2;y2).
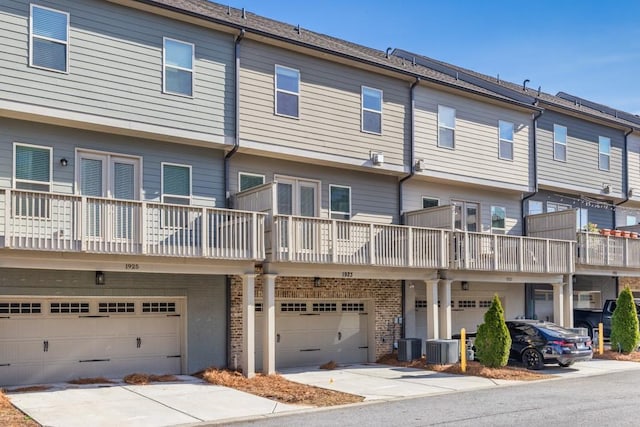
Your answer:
0;298;183;387
451;295;504;333
256;300;369;370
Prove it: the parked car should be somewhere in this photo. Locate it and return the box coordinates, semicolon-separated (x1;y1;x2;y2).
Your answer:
574;299;640;339
506;320;593;370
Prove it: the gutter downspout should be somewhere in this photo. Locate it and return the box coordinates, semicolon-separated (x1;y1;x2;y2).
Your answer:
521;105;543;236
399;77;419;340
613;128;634;229
224;28;245;208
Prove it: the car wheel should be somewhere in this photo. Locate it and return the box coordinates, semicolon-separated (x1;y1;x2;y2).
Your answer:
558;361;574;368
522;348;544;370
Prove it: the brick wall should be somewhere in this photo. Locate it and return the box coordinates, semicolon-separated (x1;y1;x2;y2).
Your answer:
229;270;402;371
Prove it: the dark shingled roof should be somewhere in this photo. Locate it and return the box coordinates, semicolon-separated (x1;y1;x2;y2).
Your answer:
136;0;537;109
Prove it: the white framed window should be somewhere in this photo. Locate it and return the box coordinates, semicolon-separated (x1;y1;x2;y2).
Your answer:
162;163;191;205
599;136;611;171
528;200;543;216
163;37;194;97
498;120;514;160
361;86;382;134
239;172;265;192
491;206;506;234
553;124;567;162
422;197;439;209
626;215;637;226
275;65;300;118
438;105;456;149
547;201;571;213
330;185;351;220
14;143;52;192
30;4;69;73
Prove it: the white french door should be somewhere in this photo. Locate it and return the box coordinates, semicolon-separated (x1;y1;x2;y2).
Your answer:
275;176;319;251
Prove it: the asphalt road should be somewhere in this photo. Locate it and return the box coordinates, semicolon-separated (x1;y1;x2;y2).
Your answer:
226;370;640;427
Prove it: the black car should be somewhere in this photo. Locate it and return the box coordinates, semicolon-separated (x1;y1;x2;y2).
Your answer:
506;320;593;370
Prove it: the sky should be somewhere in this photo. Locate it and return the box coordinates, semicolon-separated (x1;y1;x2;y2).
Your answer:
223;0;640;114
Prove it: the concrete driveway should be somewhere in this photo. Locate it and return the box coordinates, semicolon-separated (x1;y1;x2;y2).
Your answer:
7;376;308;427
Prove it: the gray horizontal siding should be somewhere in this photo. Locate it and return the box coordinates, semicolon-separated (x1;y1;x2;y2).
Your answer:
414;86;532;189
0;0;234;140
537;110;624;196
230;153;398;223
0;118;224;206
627;133;640;203
239;40;409;169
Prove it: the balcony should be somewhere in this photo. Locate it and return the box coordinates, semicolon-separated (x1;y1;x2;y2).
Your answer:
0;189;265;260
576;232;640;268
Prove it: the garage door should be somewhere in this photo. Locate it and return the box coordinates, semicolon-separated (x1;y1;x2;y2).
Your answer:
0;298;183;387
451;295;504;333
256;300;369;370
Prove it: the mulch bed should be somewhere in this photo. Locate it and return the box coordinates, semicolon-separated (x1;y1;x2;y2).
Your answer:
593;349;640;362
123;374;179;385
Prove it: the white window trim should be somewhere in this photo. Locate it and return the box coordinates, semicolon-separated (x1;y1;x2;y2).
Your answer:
74;148;143;200
553;124;567;162
329;184;352;218
162;37;195;98
274;65;300;119
29;4;70;74
491;205;507;233
437;105;456;149
13;142;53;191
422;196;440;209
238;172;266;192
451;199;481;232
599;136;611;171
527;200;543;216
546;201;571;212
361;86;383;135
274;174;321;217
161;162;192;204
498;120;514;161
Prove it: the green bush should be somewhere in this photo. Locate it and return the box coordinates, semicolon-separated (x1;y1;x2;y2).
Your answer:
474;294;511;368
610;287;640;354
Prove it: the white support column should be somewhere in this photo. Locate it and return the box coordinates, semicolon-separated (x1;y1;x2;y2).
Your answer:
262;274;277;375
404;281;417;338
426;280;439;340
563;275;574;328
438;280;452;339
242;274;256;378
552;282;565;327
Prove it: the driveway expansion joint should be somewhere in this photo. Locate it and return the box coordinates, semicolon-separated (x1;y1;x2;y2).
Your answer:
122;385;205;422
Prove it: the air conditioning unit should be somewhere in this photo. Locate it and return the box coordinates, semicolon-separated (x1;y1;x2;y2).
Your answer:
415;159;427;171
371;152;384;166
602;183;611;194
398;338;423;361
426;339;459;365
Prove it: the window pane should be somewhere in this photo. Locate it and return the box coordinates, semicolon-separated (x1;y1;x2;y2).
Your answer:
423;198;439;209
554;125;567;143
276;67;299;93
599;137;611;154
32;38;66;71
240;174;264;191
165;68;192;96
499;121;513;141
80;158;103;197
33;6;68;41
165;39;193;69
276;92;298;117
554;143;566;161
528;200;543;215
492;206;506;230
439;128;454;148
363;110;381;133
627;216;637;226
300;186;315;217
16;145;50;183
330;187;350;214
277;183;293;215
599;154;610;171
500;140;513;160
466;204;478;232
114;163;135;200
163;165;190;196
438;106;455;128
362;88;381;111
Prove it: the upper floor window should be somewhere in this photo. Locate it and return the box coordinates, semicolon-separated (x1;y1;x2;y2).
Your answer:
422;197;439;209
162;163;191;205
330;185;351;220
599;136;611;171
498;121;514;160
30;5;69;73
275;65;300;118
239;172;265;192
491;206;506;234
438;105;455;149
14;143;51;192
163;38;194;97
361;87;382;134
527;200;543;216
626;215;637;226
553;124;567;162
547;201;571;212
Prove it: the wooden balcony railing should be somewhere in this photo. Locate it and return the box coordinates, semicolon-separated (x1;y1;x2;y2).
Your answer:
577;232;640;268
1;189;265;260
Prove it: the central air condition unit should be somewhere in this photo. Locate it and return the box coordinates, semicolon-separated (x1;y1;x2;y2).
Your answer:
371;152;384;166
397;338;423;361
425;339;459;365
415;159;427;171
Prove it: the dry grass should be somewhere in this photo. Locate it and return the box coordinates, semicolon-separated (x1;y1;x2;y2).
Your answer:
67;377;114;385
6;386;51;393
123;374;179;385
201;368;363;407
594;349;640;362
377;353;549;381
0;391;39;427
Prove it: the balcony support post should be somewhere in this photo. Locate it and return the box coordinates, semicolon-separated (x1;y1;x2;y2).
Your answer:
262;274;277;375
425;280;439;340
563;274;574;327
438;279;452;339
242;273;256;378
552;282;564;327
